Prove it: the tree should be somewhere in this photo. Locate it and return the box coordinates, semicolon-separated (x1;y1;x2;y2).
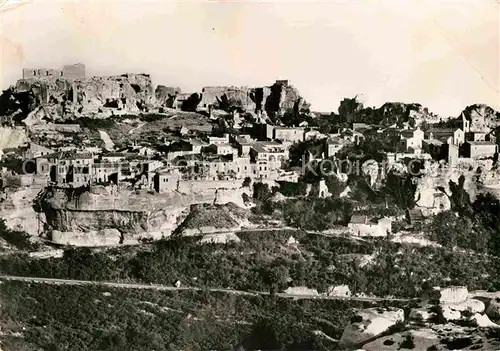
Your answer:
181;93;202;112
242;177;251;188
338;96;363;124
253;182;271;201
262;264;289;294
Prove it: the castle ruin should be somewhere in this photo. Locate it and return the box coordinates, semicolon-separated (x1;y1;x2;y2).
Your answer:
22;63;86;80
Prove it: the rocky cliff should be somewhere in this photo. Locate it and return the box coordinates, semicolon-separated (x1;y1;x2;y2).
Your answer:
413;159;500;214
0;127;28;151
35;183;254;246
198;81;309;118
461;104;500;132
1;74;155;122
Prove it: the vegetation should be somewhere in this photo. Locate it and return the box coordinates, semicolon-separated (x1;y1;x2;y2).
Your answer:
67;117;118;130
1;280;389;350
418;175;500;257
1;228;500;300
0;218;41;251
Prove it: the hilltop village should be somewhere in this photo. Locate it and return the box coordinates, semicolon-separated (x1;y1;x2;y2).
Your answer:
2;65;500;350
1;64;500;242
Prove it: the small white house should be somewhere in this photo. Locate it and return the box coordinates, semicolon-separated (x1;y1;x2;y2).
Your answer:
348;215;392;237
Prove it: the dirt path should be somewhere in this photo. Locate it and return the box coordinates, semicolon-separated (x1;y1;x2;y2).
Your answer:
0;275;414;302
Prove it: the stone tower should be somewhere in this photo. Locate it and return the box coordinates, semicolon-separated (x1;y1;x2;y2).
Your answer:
461;112;470;133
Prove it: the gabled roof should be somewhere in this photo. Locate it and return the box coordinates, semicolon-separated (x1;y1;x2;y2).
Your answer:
326;138;343;145
46;150;93;160
101;152;130;158
189;139;209;147
424;139;444;146
350;215;368;224
429;128;461;134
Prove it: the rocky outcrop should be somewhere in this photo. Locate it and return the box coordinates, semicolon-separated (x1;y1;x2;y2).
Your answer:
36;184;257;245
461;104;500;132
413;161;500;214
199;81;309;119
213;187;252;207
1;74;155;122
155;85;181;106
175;202;254;236
338;307;404;348
36;185;214;245
409;306;436;322
486;296;500;321
0;127;28;151
0;186;45;235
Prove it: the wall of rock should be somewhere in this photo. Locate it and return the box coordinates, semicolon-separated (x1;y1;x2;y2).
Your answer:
36;184;253;245
2;73;155;121
0;127;28;151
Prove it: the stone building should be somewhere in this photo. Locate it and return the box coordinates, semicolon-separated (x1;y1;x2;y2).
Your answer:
208;134;230;145
425;128;464;146
21;142;54;159
400;128;425;150
273;126;305;143
22;63;85;79
325;138;344;158
154;170;180;193
36;150;94;184
461;141;498;159
348;215;392;237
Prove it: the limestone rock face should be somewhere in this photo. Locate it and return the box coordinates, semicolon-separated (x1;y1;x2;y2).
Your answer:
486;297;500;321
214;187;252;208
439;286;469;304
51;228;121;246
443;299;485;314
362;328;440;351
409;306;436;322
198;81;309;118
339;307;404;348
36;186;214;245
2;74;155;122
441;305;462;321
469;313;499;328
155;85;181;106
0;127;28;151
461;104;500;132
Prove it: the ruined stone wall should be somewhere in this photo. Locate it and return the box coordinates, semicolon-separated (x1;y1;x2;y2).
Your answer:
22;64;84;80
62;63;85;79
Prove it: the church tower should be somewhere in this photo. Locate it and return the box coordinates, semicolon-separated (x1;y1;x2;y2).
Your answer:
461;112;470;133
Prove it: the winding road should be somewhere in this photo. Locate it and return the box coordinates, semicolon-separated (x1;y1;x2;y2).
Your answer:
0;275;414;302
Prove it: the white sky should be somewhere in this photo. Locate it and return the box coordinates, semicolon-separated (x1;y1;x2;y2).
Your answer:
1;0;499;116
